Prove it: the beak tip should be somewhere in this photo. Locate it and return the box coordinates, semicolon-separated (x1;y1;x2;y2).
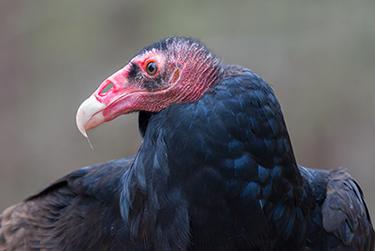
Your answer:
76;109;88;138
78;126;88;138
76;95;106;138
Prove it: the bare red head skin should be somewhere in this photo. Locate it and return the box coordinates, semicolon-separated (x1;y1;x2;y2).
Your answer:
76;37;223;137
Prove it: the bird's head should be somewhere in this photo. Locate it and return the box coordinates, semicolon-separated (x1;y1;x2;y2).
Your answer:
76;37;222;137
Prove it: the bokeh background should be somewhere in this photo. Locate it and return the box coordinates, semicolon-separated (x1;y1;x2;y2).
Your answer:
1;0;374;220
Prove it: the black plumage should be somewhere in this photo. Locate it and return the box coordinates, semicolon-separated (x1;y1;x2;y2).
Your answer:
0;37;373;251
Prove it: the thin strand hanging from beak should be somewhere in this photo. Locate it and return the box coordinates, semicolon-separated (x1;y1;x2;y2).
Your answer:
85;135;94;150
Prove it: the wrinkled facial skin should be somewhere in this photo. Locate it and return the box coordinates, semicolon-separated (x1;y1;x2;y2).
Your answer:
76;37;221;137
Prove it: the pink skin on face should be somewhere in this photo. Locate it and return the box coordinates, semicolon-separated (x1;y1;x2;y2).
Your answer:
76;40;222;138
76;52;169;137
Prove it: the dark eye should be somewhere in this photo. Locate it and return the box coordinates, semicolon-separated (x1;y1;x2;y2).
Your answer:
146;62;158;75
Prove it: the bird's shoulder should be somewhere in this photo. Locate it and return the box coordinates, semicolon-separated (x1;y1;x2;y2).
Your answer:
0;157;134;251
197;65;296;169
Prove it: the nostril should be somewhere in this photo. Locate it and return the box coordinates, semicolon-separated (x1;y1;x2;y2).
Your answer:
99;82;114;96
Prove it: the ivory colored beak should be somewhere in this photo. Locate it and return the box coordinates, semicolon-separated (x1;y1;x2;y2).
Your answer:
76;95;106;137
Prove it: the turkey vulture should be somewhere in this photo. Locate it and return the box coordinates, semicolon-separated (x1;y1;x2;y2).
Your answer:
0;36;373;251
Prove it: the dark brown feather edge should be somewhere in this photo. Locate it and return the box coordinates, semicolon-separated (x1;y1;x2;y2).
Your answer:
322;168;375;251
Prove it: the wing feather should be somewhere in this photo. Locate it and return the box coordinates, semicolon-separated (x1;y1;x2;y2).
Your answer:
0;158;132;251
322;169;374;251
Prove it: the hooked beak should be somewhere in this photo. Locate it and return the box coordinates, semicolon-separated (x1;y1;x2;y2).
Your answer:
76;66;140;137
76;95;106;137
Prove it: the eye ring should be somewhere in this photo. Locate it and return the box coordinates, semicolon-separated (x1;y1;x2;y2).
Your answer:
146;61;158;75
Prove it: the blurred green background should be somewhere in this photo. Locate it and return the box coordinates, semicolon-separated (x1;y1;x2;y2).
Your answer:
1;0;374;221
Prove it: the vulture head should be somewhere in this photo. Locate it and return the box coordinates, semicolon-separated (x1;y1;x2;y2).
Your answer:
76;37;222;137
